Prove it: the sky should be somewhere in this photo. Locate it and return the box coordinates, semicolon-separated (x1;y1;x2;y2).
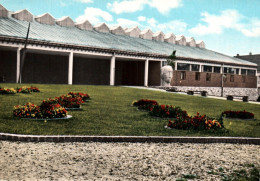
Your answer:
0;0;260;56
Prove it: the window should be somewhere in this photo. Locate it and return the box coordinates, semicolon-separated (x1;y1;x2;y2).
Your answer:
235;69;240;75
180;71;186;80
241;69;247;75
214;67;221;73
242;76;246;83
247;70;256;76
177;63;190;70
224;67;235;74
230;75;234;82
203;66;212;72
206;73;211;81
195;72;200;81
191;64;199;71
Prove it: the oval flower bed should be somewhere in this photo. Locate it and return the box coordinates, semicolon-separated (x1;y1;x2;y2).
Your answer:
132;99;158;111
222;110;254;120
13;102;68;119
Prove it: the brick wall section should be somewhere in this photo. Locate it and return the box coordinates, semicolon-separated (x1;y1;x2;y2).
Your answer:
171;71;257;88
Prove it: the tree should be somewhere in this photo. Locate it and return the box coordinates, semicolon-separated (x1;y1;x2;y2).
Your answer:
167;50;176;69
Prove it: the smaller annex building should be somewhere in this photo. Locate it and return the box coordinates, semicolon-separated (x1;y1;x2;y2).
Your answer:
0;5;258;100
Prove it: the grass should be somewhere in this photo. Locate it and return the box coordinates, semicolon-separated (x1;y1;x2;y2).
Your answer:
0;83;260;137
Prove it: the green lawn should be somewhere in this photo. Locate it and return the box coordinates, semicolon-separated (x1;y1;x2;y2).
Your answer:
0;83;259;137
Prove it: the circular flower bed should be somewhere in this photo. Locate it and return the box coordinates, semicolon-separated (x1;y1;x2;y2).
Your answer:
68;92;90;101
13;102;68;119
0;88;16;94
222;110;254;119
132;99;158;111
56;95;84;109
149;104;188;118
17;86;40;93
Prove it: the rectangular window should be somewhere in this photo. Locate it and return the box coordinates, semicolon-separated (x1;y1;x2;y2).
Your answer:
195;72;200;81
177;63;190;70
203;65;212;72
224;67;235;74
180;71;186;80
242;76;246;83
241;69;247;75
206;73;211;81
214;67;221;73
191;64;199;71
235;69;240;75
230;75;234;82
247;70;256;76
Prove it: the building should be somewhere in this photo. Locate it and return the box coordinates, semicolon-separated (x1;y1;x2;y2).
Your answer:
0;5;258;100
235;53;260;94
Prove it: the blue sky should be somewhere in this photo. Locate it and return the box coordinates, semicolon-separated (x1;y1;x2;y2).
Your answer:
1;0;259;56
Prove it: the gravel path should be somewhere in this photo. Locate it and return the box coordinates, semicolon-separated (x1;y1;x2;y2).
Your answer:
0;141;259;180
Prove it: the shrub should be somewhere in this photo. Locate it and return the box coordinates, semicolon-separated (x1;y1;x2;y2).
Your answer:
222;110;254;119
68;92;90;101
0;88;16;94
149;104;188;118
132;99;158;111
168;112;223;130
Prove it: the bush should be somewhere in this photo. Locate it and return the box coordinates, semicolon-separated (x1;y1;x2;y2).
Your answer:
222;110;254;119
149;104;188;118
132;99;158;111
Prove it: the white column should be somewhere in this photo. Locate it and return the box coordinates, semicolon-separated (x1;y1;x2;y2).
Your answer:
68;51;73;85
144;59;149;87
16;47;21;83
175;62;177;70
110;55;115;86
199;64;202;72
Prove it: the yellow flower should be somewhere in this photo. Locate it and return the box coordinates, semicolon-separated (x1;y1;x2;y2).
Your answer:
44;120;47;123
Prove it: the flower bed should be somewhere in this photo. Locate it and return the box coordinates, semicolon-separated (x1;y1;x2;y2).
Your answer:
56;95;84;108
167;112;223;130
68;92;90;101
13;102;67;119
132;99;158;111
132;99;225;131
17;86;40;93
0;88;16;94
222;110;254;119
149;104;188;118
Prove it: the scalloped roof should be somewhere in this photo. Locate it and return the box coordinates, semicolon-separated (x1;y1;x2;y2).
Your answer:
0;16;257;67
